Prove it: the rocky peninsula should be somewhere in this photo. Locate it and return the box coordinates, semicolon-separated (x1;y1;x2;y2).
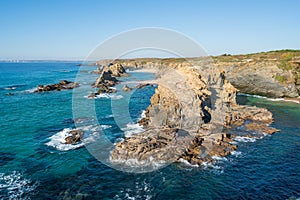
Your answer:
88;51;288;167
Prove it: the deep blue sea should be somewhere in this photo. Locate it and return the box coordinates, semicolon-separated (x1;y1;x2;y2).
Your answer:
0;62;299;200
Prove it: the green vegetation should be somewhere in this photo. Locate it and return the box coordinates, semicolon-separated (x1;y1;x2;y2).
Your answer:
274;74;287;83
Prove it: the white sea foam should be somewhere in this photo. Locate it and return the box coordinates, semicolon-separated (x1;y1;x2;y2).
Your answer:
114;180;152;200
45;128;85;151
140;110;146;118
111;156;166;171
230;151;242;157
0;171;38;200
122;123;144;137
212;156;228;161
23;88;36;93
233;136;256;143
84;93;123;100
239;93;300;104
178;158;199;167
46;125;111;151
201;161;224;174
4;87;16;90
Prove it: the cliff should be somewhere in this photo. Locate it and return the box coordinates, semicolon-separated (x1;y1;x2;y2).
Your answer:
213;50;300;98
105;58;279;167
97;50;300;98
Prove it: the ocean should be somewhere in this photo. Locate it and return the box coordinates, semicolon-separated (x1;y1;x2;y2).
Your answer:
0;62;299;199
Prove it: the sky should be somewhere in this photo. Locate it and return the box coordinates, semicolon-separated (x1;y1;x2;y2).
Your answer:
0;0;299;60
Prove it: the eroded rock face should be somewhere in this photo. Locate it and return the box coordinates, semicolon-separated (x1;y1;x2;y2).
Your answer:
245;123;280;134
216;60;299;98
89;63;127;97
93;63;127;88
34;80;79;92
109;60;279;167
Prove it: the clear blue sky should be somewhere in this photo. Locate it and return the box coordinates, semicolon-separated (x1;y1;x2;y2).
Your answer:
0;0;299;60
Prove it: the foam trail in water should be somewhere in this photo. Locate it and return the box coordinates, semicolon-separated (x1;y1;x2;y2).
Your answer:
0;171;38;200
84;93;123;100
4;87;16;90
239;93;300;104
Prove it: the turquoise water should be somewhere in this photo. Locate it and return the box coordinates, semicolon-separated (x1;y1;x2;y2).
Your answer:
0;62;299;199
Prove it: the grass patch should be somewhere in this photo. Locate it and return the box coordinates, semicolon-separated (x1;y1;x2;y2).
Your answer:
274;74;287;83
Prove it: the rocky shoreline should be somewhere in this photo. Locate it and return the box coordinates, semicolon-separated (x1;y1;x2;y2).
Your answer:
85;57;281;167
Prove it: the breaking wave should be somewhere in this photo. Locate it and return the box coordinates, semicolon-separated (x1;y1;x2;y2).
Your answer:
46;125;111;151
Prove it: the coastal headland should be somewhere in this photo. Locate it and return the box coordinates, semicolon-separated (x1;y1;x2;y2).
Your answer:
87;50;299;167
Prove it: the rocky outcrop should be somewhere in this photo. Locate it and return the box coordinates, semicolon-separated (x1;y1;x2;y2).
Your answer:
213;51;300;98
34;80;79;92
93;63;127;88
217;61;299;98
88;63;127;97
245;123;280;134
110;60;279;166
101;50;300;98
64;129;84;144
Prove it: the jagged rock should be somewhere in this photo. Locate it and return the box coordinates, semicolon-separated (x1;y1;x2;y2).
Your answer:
108;63;126;77
34;80;79;92
122;85;132;92
87;84;116;98
64;129;84;144
108;59;280;166
246;123;280;134
215;59;300;98
97;84;116;94
93;63;128;94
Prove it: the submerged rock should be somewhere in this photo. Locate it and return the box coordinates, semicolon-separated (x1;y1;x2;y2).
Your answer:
122;85;132;92
135;83;155;89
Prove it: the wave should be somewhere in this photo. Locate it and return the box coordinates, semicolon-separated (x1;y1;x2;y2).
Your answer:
239;93;300;104
122;123;144;137
84;93;123;100
0;171;38;200
230;151;242;157
233;136;257;143
212;155;228;161
140;110;146;118
23;88;36;93
45;125;111;151
178;158;199;167
201;161;224;174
